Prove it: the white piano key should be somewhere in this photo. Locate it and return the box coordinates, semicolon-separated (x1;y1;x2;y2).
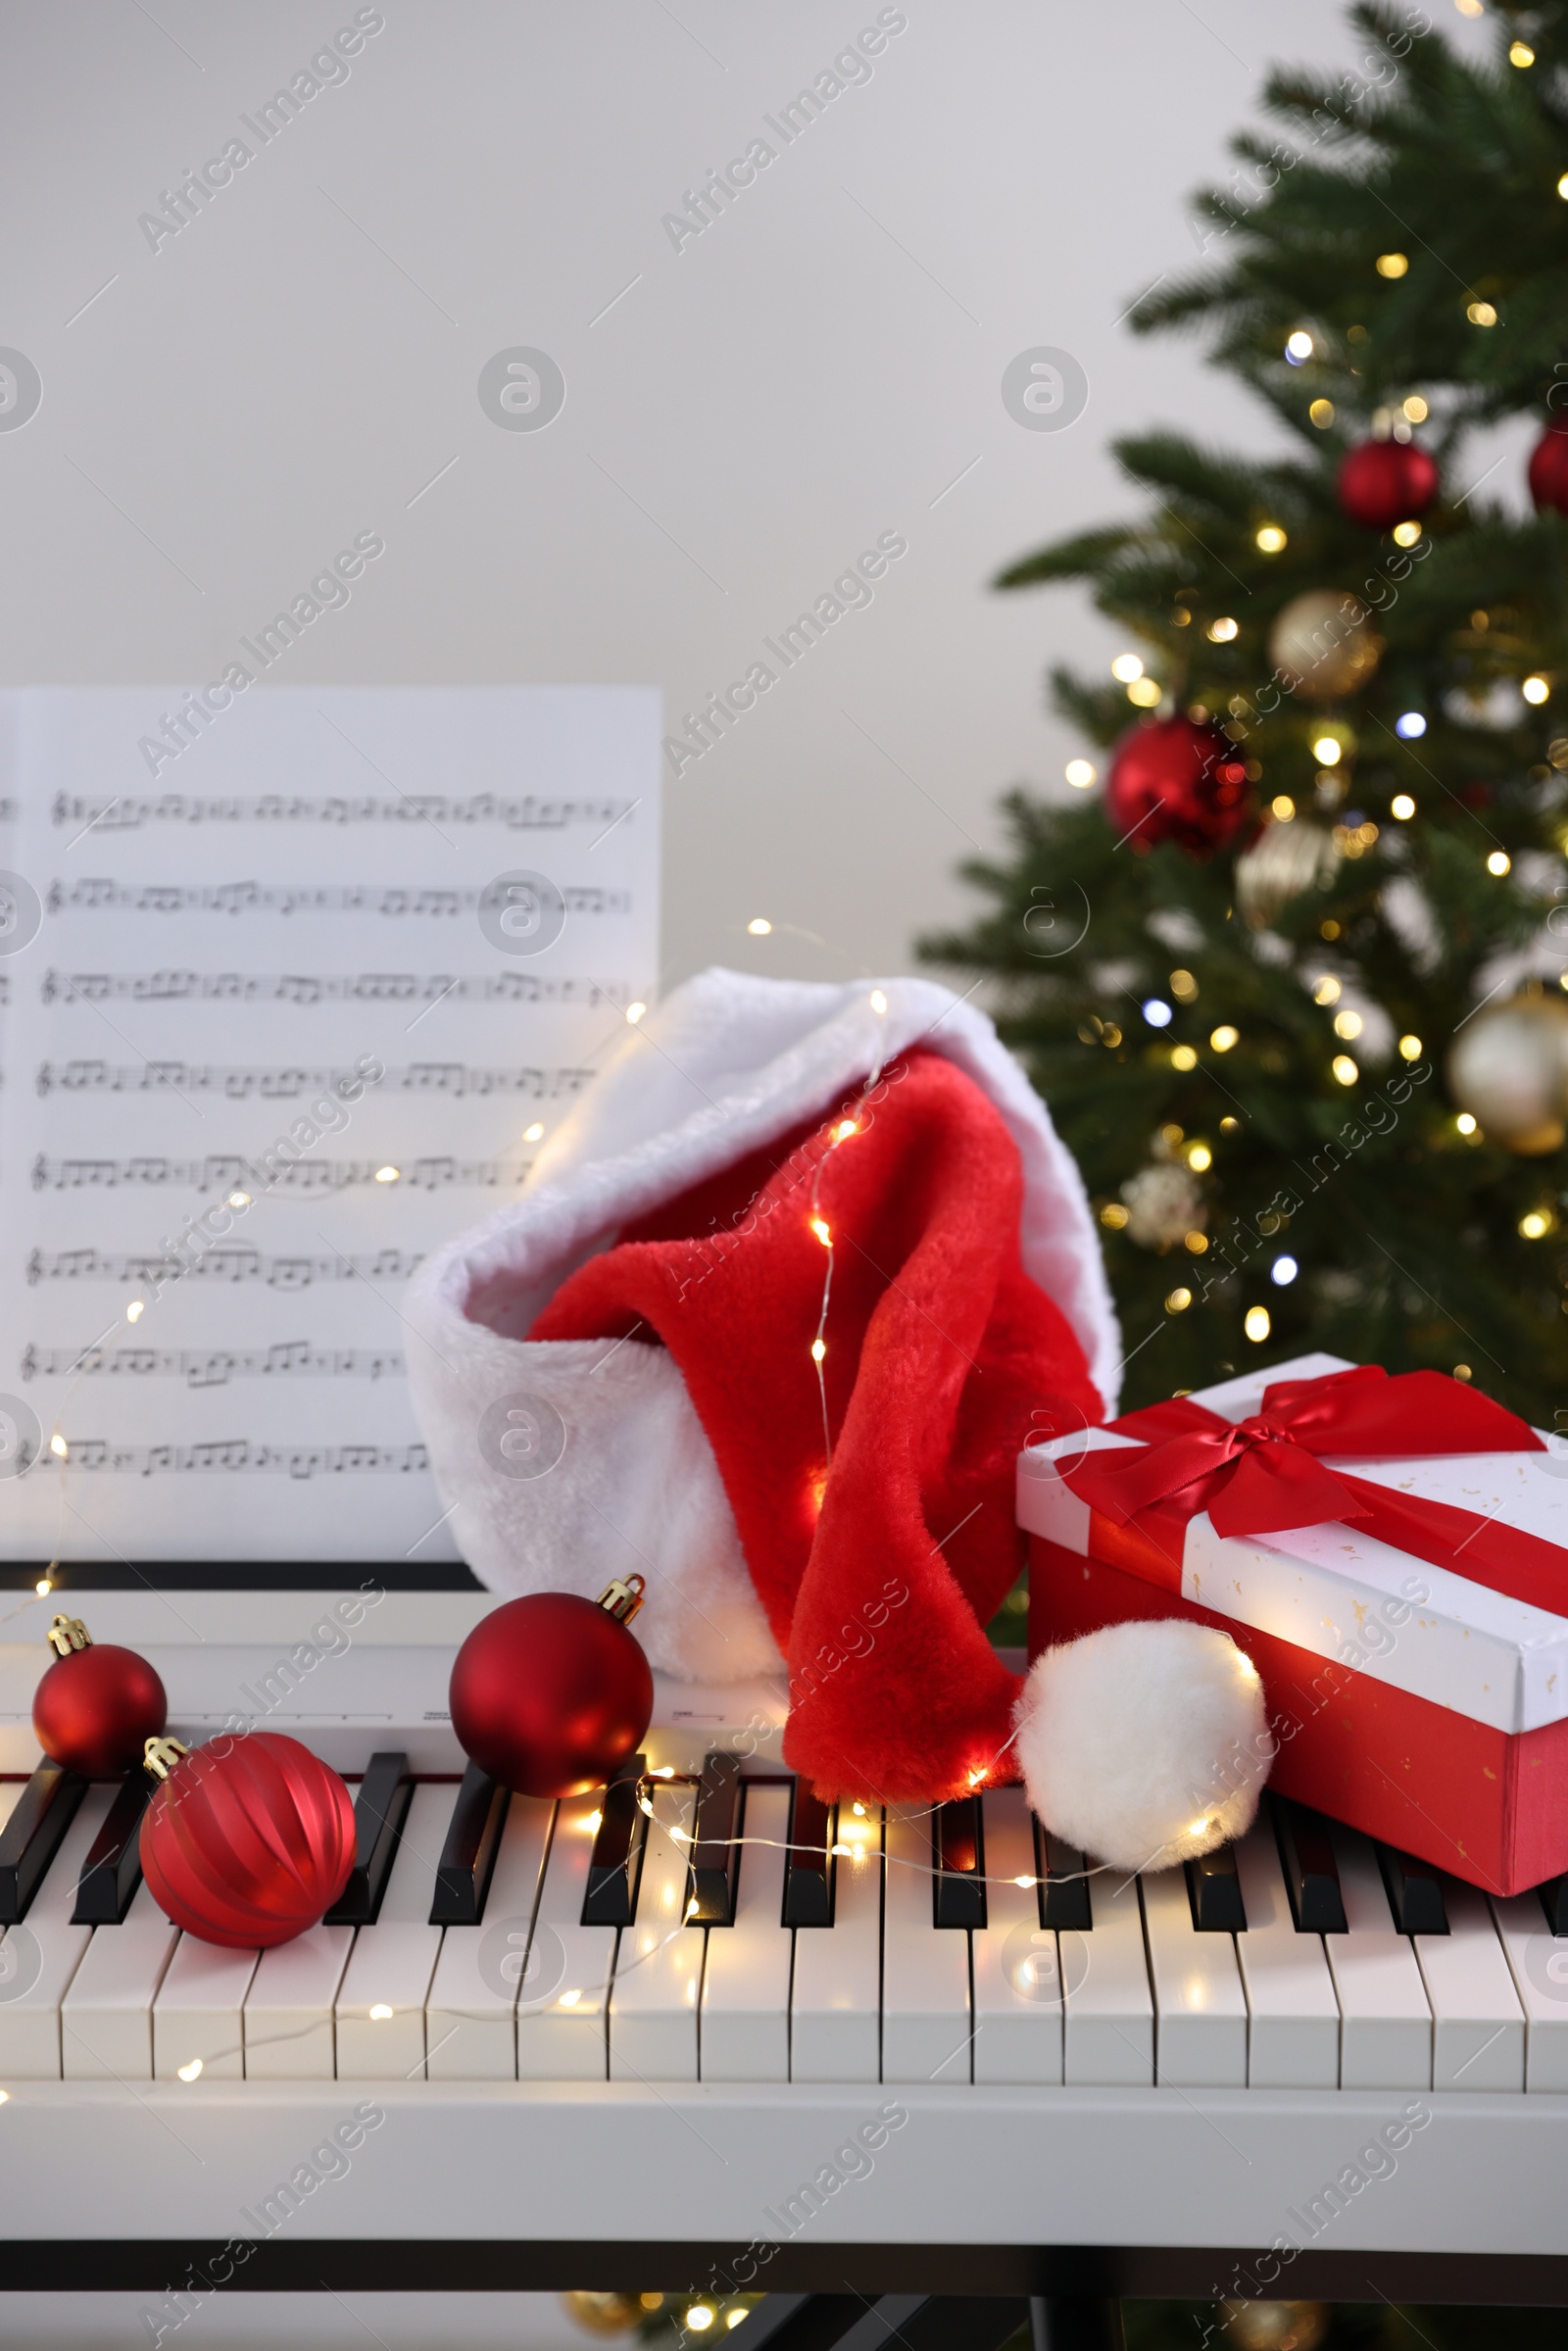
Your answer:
1415;1879;1525;2092
1491;1893;1568;2092
881;1805;970;2085
1324;1825;1432;2091
0;1784;112;2079
790;1805;881;2083
426;1793;553;2082
1142;1863;1248;2088
515;1790;614;2082
243;1923;355;2081
699;1783;791;2083
1062;1867;1153;2086
971;1788;1062;2086
334;1781;449;2080
1232;1822;1341;2089
61;1878;179;2082
609;1781;704;2082
153;1936;260;2081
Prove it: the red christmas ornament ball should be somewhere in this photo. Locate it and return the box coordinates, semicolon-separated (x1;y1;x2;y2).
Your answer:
450;1591;655;1798
1104;717;1253;857
139;1732;356;1948
1528;419;1568;516
32;1628;167;1777
1337;438;1439;530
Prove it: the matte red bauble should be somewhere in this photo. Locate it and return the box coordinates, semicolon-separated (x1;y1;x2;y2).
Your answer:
1337;438;1439;530
450;1579;655;1797
32;1615;167;1777
1103;717;1253;857
139;1731;356;1948
1528;419;1568;516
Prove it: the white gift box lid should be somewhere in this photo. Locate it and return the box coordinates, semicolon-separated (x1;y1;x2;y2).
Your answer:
1016;1351;1568;1737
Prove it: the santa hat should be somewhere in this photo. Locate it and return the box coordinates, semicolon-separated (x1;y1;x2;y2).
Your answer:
404;969;1267;1850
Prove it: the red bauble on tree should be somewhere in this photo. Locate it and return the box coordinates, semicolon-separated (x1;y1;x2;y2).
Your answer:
450;1580;655;1797
1103;716;1252;857
139;1731;356;1948
1337;437;1439;530
32;1615;167;1777
1528;418;1568;515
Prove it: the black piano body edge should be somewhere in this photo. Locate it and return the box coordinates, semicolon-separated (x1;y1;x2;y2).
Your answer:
15;2239;1568;2306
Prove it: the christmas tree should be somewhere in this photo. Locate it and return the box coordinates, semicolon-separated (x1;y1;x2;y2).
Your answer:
922;0;1568;1425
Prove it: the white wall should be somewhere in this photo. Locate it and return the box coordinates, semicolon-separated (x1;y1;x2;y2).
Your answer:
0;0;1491;989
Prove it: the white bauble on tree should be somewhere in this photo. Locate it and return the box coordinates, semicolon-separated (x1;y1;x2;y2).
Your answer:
1447;993;1568;1155
1267;590;1381;701
1119;1161;1203;1249
1014;1619;1269;1872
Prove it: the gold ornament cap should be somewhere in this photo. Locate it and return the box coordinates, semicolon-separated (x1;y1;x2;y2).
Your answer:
142;1735;190;1783
46;1614;92;1658
596;1574;646;1626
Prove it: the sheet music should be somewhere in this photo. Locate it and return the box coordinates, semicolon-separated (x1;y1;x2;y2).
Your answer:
0;687;660;1561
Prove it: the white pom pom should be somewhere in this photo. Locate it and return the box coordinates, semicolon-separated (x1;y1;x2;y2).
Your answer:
1014;1618;1270;1873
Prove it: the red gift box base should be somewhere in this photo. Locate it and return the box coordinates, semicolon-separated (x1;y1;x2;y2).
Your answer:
1028;1535;1568;1898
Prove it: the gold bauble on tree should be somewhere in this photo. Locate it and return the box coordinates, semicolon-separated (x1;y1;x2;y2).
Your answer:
1447;992;1568;1154
1267;590;1381;700
1217;2303;1329;2351
1235;817;1341;929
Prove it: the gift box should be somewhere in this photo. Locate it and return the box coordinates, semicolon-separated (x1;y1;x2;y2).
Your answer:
1016;1351;1568;1896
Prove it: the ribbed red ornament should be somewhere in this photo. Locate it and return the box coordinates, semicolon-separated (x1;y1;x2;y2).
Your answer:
450;1592;655;1797
33;1641;167;1777
1103;717;1253;857
139;1733;356;1948
1528;419;1568;516
1337;438;1439;530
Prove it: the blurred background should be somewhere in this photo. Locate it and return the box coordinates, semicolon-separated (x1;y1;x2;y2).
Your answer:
0;0;1496;993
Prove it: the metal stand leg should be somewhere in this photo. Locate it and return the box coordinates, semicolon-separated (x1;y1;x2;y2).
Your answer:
1030;2297;1126;2351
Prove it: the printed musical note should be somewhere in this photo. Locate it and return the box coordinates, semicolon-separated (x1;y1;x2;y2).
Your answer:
49;791;636;832
35;1062;594;1101
53;1440;430;1478
26;1247;425;1288
23;1342;406;1388
30;1153;531;1194
46;880;631;917
40;969;630;1007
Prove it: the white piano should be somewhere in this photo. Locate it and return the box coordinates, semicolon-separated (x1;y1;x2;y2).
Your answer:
1;1579;1566;2322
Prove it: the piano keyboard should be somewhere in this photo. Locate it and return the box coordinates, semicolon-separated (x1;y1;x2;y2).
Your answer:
3;1746;1566;2093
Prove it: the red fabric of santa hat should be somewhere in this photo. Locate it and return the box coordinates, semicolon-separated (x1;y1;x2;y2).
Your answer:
529;1042;1100;1799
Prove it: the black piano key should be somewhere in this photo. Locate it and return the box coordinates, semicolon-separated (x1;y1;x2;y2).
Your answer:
1272;1796;1348;1935
428;1761;510;1927
71;1771;150;1925
1186;1843;1247;1934
323;1750;413;1928
685;1750;743;1926
1377;1842;1449;1935
581;1752;649;1928
1033;1814;1092;1932
1538;1875;1568;1936
932;1796;987;1930
782;1781;836;1928
0;1760;87;1925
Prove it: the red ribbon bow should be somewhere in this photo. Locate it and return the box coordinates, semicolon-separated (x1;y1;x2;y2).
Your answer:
1067;1363;1542;1541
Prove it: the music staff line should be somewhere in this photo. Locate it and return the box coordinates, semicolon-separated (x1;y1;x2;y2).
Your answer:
27;1248;424;1288
49;792;637;832
29;1153;530;1195
35;1062;594;1101
40;970;631;1007
46;881;632;916
23;1343;406;1388
40;1440;429;1478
